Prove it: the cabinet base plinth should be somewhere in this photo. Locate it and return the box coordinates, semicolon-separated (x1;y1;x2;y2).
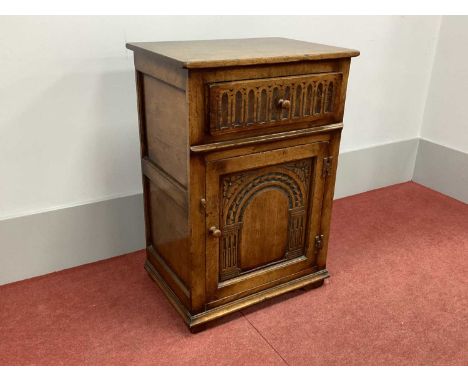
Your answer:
144;259;329;333
301;279;325;291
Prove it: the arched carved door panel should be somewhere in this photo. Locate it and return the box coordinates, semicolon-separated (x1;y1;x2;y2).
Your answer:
205;142;330;303
219;161;311;280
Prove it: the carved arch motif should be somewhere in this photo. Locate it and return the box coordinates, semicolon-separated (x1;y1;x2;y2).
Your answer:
225;172;302;225
219;160;312;281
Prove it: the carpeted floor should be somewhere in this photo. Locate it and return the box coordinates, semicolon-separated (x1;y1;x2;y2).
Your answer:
0;182;466;365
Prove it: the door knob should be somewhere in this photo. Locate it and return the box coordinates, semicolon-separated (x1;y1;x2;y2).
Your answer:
277;99;291;110
209;226;222;237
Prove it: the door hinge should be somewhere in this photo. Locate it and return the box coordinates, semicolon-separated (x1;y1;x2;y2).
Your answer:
322;156;333;178
315;234;324;252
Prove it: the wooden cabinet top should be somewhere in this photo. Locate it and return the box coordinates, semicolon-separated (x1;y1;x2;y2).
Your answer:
126;37;360;69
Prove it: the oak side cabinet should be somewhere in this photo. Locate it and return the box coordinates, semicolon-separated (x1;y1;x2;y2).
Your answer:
126;38;359;332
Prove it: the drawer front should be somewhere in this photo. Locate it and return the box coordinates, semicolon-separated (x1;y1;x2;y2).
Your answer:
209;72;342;135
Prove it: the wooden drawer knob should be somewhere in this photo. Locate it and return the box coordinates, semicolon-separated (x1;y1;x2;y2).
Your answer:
278;99;291;110
209;226;222;238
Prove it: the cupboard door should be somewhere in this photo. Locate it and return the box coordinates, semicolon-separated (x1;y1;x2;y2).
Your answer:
205;141;329;305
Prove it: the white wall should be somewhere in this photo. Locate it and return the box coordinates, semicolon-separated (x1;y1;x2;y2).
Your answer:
0;16;441;220
420;16;468;153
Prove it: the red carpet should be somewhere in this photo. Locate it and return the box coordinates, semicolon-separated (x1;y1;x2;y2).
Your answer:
0;182;467;365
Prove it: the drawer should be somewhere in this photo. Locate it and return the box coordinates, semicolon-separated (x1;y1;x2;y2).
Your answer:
208;72;343;136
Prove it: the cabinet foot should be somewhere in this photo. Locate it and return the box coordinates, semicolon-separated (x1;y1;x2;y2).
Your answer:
189;323;207;334
301;278;325;291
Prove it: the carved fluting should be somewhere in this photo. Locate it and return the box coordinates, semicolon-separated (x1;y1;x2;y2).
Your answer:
285;207;306;259
315;83;323;114
219;159;313;281
325;82;334;112
220;223;242;281
211;73;340;133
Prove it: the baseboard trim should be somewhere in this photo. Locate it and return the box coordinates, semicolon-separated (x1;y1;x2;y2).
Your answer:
334;138;419;199
0;194;145;285
413;139;468;204
3;137;463;286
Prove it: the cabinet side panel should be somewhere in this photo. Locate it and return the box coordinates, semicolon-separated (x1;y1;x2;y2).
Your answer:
134;52;187;91
148;179;190;287
141;159;191;306
134;57;191;308
143;74;188;186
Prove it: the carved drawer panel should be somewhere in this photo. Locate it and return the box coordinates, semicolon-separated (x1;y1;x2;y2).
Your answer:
208;72;342;135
